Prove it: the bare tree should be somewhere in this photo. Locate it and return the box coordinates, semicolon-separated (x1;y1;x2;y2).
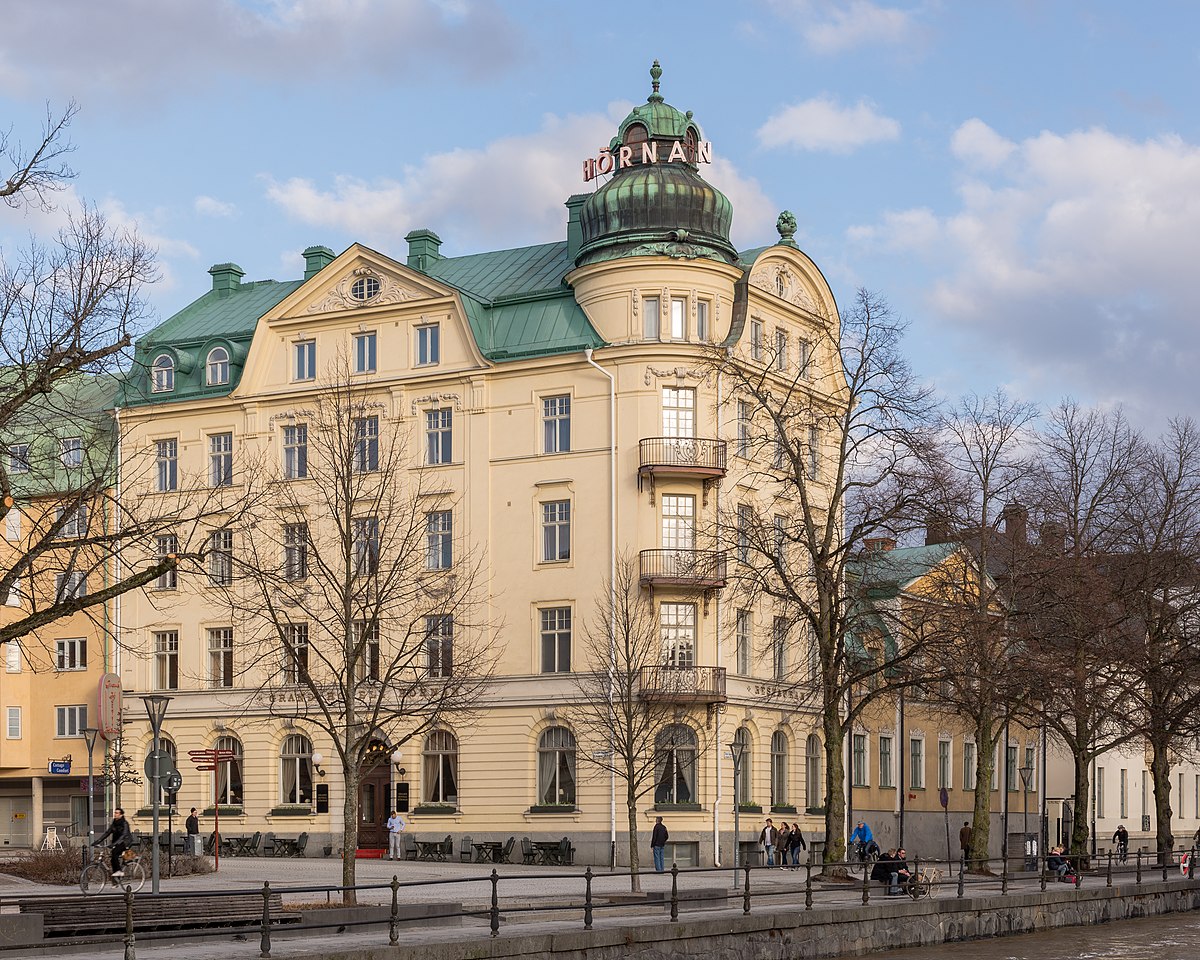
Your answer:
1;100;78;209
221;363;495;901
567;556;704;892
715;288;936;867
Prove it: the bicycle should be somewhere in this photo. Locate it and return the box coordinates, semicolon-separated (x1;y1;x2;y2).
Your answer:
80;846;146;895
853;839;879;875
906;867;941;900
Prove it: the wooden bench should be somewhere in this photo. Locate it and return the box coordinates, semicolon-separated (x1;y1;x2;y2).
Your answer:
18;892;299;937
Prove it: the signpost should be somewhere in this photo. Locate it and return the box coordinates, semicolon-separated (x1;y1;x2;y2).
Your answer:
165;770;183;877
47;760;71;775
939;786;951;869
188;748;235;870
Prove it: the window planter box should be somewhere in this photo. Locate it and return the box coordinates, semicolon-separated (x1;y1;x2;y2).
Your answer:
528;805;578;815
805;806;826;816
737;803;763;814
268;805;313;817
411;804;458;816
654;803;702;812
770;805;798;814
201;806;244;817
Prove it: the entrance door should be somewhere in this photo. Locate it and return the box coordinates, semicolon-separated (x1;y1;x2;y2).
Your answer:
357;765;391;849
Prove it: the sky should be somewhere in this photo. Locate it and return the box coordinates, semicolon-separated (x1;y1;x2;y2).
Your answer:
2;0;1198;428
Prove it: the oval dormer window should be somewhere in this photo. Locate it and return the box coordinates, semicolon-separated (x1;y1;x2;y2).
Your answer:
350;275;381;303
206;347;230;386
151;354;174;393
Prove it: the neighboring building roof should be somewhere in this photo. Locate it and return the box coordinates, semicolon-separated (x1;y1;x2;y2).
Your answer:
850;542;961;593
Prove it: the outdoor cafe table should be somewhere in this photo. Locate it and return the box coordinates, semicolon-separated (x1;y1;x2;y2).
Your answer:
473;841;503;863
273;836;299;857
415;840;445;861
531;841;564;865
220;835;251;857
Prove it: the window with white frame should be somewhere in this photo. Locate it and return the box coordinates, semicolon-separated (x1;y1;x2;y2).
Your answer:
909;737;925;789
772;616;788;680
805;734;822;810
1098;767;1106;819
152;355;174;393
654;724;697;804
737;503;752;562
282;623;309;684
660;603;695;668
879;735;894;788
149;739;178;805
542;396;571;453
773;424;785;470
209;432;233;487
852;733;868;787
5;576;20;607
353;620;381;683
750;319;763;361
538;726;577;805
57;504;87;538
56;704;87;737
6;707;19;739
696;300;710;341
963;740;977;791
670;297;686;339
216;735;243;806
154;631;178;690
208;627;234;688
661;494;695;550
352;416;378;472
541;500;571;562
771;730;789;806
156;534;178;589
293;340;315;381
352;517;379;577
425;408;452;465
426;615;453;678
353;331;377;373
773;514;786;565
55;571;87;601
283;522;308;580
1120;768;1127;818
798;338;812;378
415;324;440;366
425;510;452;570
208;529;233;585
55;637;86;671
8;444;28;474
732;726;752;804
1023;746;1036;791
423;730;458;804
773;329;787;372
735;609;751;675
807;426;819;480
540;607;572;673
643;296;660;340
5;641;20;673
282;424;308;480
155;439;178;492
4;506;18;542
1007;744;1018;791
938;739;952;789
207;347;230;386
661;386;695;438
736;400;750;457
280;733;313;805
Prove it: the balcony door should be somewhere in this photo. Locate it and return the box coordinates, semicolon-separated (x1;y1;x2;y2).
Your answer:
661;495;696;551
660;602;696;669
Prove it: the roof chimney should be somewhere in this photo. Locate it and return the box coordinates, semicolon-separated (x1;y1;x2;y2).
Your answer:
208;262;245;298
1002;503;1028;545
925;513;951;546
864;537;896;553
405;229;443;272
565;194;589;263
302;245;335;281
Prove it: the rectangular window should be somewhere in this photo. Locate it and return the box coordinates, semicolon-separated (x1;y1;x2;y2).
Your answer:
909;738;925;789
1141;770;1147;818
772;616;787;680
425;408;452;465
353;331;377;373
736;400;750;457
8;444;29;474
353;620;381;683
543;396;571;453
282;623;309;684
773;424;785;470
643;296;660;340
737;503;752;562
773;515;786;565
209;432;233;487
1007;744;1018;791
991;744;999;791
155;439;178;492
660;602;695;668
55;571;87;601
55;705;87;738
735;609;750;675
57;504;87;539
353;416;379;472
807;426;819;481
207;627;234;688
879;736;894;788
852;734;867;787
750;319;763;361
425;510;452;570
696;300;710;342
1023;746;1036;791
1120;768;1127;818
1097;767;1106;819
1180;772;1186;819
282;424;308;480
426;615;453;678
541;500;571;562
352;516;380;577
661;386;696;439
4;507;17;542
5;706;19;739
539;607;572;673
155;534;178;590
798;338;812;378
5;641;20;673
415;324;440;366
154;631;178;691
61;437;82;469
283;522;309;580
938;740;952;789
774;329;787;372
208;529;233;586
4;577;18;607
661;494;695;550
670;297;686;339
55;637;86;671
294;340;315;380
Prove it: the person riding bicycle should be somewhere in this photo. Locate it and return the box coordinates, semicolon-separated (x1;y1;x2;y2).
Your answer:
849;820;877;860
94;807;133;880
1112;824;1129;863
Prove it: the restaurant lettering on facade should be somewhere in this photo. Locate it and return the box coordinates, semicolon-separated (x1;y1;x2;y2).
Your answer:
582;138;713;182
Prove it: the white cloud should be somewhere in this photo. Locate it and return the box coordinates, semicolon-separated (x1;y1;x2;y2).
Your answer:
194;195;237;218
802;1;917;53
849;124;1200;421
757;96;901;153
264;102;777;255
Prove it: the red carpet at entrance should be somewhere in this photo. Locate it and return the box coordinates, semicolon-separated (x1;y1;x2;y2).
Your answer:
355;848;386;859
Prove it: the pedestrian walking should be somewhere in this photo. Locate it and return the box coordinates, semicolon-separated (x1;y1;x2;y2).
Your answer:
959;820;973;869
759;818;777;866
788;823;807;867
777;822;791;868
651;816;669;872
185;807;201;856
386;809;406;861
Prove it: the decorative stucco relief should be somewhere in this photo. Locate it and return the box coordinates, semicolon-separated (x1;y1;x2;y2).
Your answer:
750;262;817;313
306;268;426;314
643;365;712;386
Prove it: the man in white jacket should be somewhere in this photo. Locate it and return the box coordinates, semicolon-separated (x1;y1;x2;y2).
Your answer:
386;809;406;861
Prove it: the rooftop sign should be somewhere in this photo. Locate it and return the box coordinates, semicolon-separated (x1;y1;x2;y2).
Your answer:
583;140;713;182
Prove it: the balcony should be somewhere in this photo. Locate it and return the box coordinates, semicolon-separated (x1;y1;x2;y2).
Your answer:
639;665;727;705
638;548;727;590
638;437;726;504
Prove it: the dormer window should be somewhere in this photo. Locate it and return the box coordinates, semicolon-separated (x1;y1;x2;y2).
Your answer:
152;355;174;393
206;347;230;386
350;275;381;303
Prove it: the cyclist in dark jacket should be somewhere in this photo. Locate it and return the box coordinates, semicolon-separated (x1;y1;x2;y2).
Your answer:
95;808;133;878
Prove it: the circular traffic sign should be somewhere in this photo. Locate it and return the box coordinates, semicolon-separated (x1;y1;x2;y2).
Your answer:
144;749;177;781
164;770;183;794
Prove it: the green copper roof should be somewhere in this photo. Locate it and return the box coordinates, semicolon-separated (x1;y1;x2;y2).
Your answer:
424;241;573;302
850;542;960;593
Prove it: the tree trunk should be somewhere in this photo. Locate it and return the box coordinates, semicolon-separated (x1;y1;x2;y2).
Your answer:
342;764;359;905
969;716;996;869
1069;752;1091;859
822;704;847;869
626;792;641;893
1150;737;1174;868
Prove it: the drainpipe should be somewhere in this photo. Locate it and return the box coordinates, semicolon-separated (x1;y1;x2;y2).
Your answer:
713;366;723;867
583;348;617;863
110;405;123;825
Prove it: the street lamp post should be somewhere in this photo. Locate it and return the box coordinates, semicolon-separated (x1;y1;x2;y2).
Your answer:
142;695;172;895
729;737;747;890
1019;761;1035;870
82;727;99;865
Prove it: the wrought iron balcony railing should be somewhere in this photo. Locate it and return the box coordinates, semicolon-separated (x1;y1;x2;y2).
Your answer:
639;664;727;704
638;548;728;589
638;437;727;477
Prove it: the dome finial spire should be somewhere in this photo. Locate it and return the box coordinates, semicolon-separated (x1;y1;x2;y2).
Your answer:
648;59;663;103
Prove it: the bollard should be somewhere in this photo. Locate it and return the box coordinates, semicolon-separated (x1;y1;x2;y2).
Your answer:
390;876;400;945
957;858;965;898
805;851;813;910
123;885;136;960
1190;847;1196;881
670;863;679;922
489;869;500;938
743;863;751;915
259;880;272;958
1001;852;1008;896
862;860;870;905
1039;852;1047;892
1162;848;1169;883
1107;852;1112;888
1136;850;1142;884
584;867;594;931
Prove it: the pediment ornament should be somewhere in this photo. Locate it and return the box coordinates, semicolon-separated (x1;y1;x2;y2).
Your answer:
644;365;712;386
306;268;425;314
750;262;816;312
